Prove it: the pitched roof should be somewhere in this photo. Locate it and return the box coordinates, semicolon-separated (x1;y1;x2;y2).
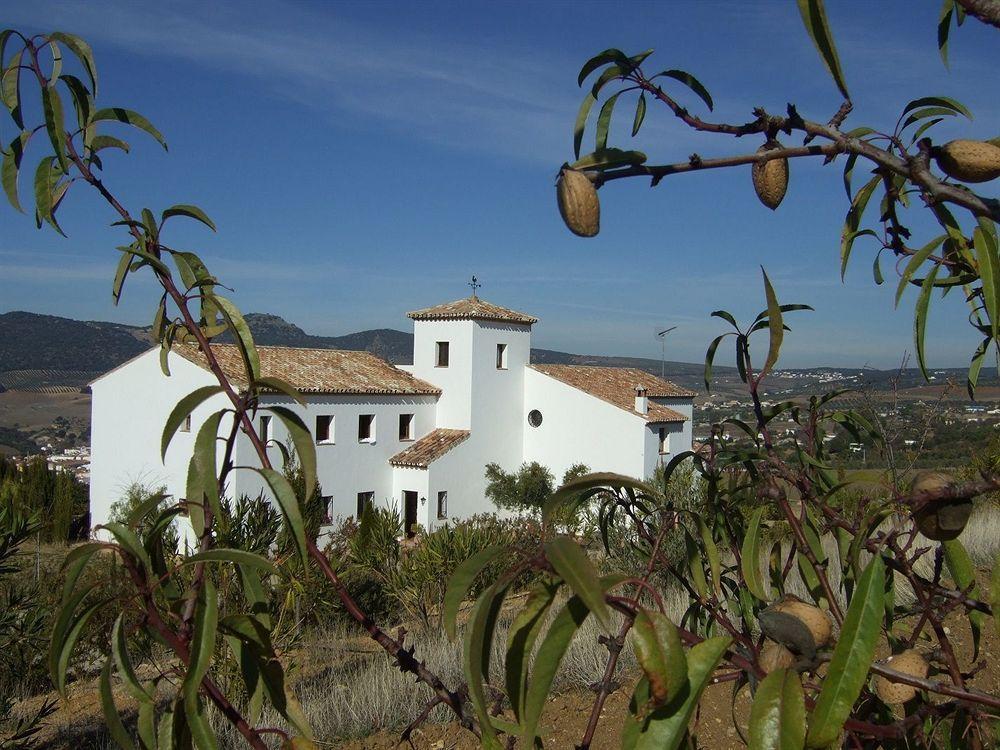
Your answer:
389;428;471;468
529;364;692;423
172;343;441;395
407;296;537;325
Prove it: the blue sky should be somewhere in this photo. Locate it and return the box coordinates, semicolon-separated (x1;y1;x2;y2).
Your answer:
2;1;998;369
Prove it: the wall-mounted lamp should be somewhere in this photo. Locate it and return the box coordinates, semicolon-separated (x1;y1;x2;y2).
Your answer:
420;496;426;506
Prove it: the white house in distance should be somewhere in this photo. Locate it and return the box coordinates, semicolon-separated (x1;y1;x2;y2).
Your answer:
89;295;695;537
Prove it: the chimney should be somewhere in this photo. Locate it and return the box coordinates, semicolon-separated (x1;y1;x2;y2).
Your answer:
634;386;648;415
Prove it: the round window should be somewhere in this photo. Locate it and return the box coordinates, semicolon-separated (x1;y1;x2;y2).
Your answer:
527;409;543;427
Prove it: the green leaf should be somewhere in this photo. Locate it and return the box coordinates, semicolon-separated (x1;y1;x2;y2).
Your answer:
161;386;224;461
577;49;630;86
162;203;217;232
90;134;129;154
49;32;98;97
59;73;92;132
464;581;511;749
595;91;621;152
115;241;171;277
573;92;596;160
544;472;659;525
183;576;218;702
111;614;154;704
632;93;647;137
742;506;768;601
93;107;167;150
182;548;280;576
942;539;985;660
840;176;880;280
761;268;783;377
33;156;65;236
899;106;961;132
570;147;647;170
806;555;885;748
41;84;69;172
913;264;941;381
628;636;732;750
545;535;611;630
684;528;709;597
263;405;317;501
2;130;30;212
992;553;1000;642
796;0;850;100
695;514;721;593
521;593;591;748
974;226;1000;343
59;542;103;601
872;251;884;285
251;467;307;566
748;668;806;750
185;692;219;750
505;581;557;722
704;333;732;393
51;597;102;696
631;609;688;706
1;49;23;128
938;0;955;67
443;544;503;639
100;659;137;750
895;235;946;308
968;336;991;399
103;521;153;576
658;69;714;111
254;376;306;406
901;95;972;121
210;295;260;381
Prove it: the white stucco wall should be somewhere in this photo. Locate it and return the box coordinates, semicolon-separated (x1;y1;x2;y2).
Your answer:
411;319;475;429
522;367;651;481
234;393;439;524
89;348;228;537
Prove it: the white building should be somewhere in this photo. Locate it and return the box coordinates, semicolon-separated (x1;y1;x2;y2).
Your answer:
90;296;694;537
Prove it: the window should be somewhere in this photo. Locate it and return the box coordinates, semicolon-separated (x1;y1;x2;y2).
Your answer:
356;491;374;518
437;491;448;520
496;343;508;369
259;415;271;443
321;495;334;524
399;413;414;441
316;415;334;443
358;414;375;442
180;414;192;433
527;409;543;428
435;341;450;367
658;427;669;454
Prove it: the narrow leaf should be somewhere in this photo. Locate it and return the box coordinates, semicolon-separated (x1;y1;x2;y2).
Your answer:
632;92;647;137
263;405;317;501
100;659;137;750
796;0;850;100
49;32;98;97
250;467;307;566
162;203;217;232
658;69;714;111
573;92;596;160
806;555;885;748
631;609;688;706
748;668;806;750
545;535;611;630
93;107;167;149
742;506;768;601
761;268;783;377
443;544;503;639
161;386;224;461
942;539;984;659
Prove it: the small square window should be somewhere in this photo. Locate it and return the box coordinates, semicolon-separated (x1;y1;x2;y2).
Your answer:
436;341;450;367
496;343;508;370
437;490;448;520
358;414;375;442
658;427;669;454
316;415;334;443
180;414;192;433
356;491;374;519
259;415;272;443
399;413;414;441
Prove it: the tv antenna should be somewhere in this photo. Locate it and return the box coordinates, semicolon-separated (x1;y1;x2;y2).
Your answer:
656;326;677;378
468;275;481;298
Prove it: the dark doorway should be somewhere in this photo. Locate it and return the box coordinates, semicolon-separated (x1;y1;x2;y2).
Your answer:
403;491;418;538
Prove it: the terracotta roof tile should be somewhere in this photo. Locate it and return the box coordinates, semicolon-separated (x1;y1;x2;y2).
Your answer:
529;364;691;422
407;296;537;325
389;428;471;468
173;343;441;396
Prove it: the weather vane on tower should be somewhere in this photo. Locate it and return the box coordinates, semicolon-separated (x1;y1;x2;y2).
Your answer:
468;275;481;298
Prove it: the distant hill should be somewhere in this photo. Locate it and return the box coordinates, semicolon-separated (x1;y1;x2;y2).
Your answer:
1;310;995;398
